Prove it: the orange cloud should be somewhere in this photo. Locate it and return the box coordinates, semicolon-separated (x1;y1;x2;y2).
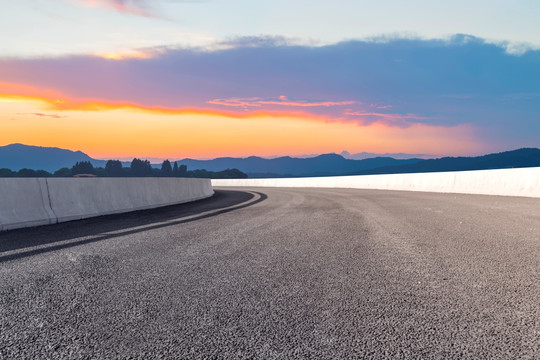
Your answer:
0;82;323;121
0;82;66;103
92;50;156;60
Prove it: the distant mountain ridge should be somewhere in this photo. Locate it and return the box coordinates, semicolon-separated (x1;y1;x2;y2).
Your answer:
340;150;433;160
0;143;423;176
0;143;107;172
350;148;540;175
174;154;422;177
1;144;539;177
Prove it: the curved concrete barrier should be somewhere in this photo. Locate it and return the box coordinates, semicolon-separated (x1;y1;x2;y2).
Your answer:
212;167;540;198
0;178;213;231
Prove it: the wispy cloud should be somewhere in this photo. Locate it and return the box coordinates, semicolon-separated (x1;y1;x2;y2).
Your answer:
76;0;206;18
208;96;357;110
216;36;295;49
92;48;162;60
17;112;67;119
0;83;319;120
80;0;155;17
370;103;393;110
343;111;430;126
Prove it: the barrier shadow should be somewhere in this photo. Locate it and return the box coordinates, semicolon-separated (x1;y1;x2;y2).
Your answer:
0;190;267;263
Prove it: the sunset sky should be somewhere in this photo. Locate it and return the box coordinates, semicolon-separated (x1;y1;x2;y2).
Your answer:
1;0;539;160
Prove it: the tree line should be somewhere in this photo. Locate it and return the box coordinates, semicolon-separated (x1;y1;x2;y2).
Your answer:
0;159;248;179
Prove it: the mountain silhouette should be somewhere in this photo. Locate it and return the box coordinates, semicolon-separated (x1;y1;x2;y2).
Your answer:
174;154;421;177
0;143;107;172
2;144;539;177
350;148;540;175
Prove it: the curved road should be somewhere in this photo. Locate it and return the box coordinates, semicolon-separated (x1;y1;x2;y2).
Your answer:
1;188;540;358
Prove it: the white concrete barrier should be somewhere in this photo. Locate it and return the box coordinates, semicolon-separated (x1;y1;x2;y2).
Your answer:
0;178;214;230
212;167;540;198
0;178;56;231
47;178;214;222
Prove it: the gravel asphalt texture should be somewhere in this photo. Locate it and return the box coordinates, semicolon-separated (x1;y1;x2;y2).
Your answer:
1;188;540;359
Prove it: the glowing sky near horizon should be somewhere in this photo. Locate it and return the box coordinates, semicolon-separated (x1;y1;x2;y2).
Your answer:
1;0;539;159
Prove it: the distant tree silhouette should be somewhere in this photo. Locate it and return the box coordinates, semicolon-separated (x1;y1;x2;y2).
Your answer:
54;167;72;177
94;167;106;177
0;168;53;177
186;168;247;179
35;170;52;177
0;168;15;177
17;168;37;177
161;160;172;177
0;160;247;179
105;160;123;177
130;158;153;177
178;164;187;177
72;161;95;175
218;168;248;179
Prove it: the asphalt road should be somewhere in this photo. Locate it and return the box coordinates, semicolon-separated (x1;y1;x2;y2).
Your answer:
1;188;540;359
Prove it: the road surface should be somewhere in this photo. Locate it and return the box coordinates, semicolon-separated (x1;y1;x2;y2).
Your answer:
1;188;540;358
